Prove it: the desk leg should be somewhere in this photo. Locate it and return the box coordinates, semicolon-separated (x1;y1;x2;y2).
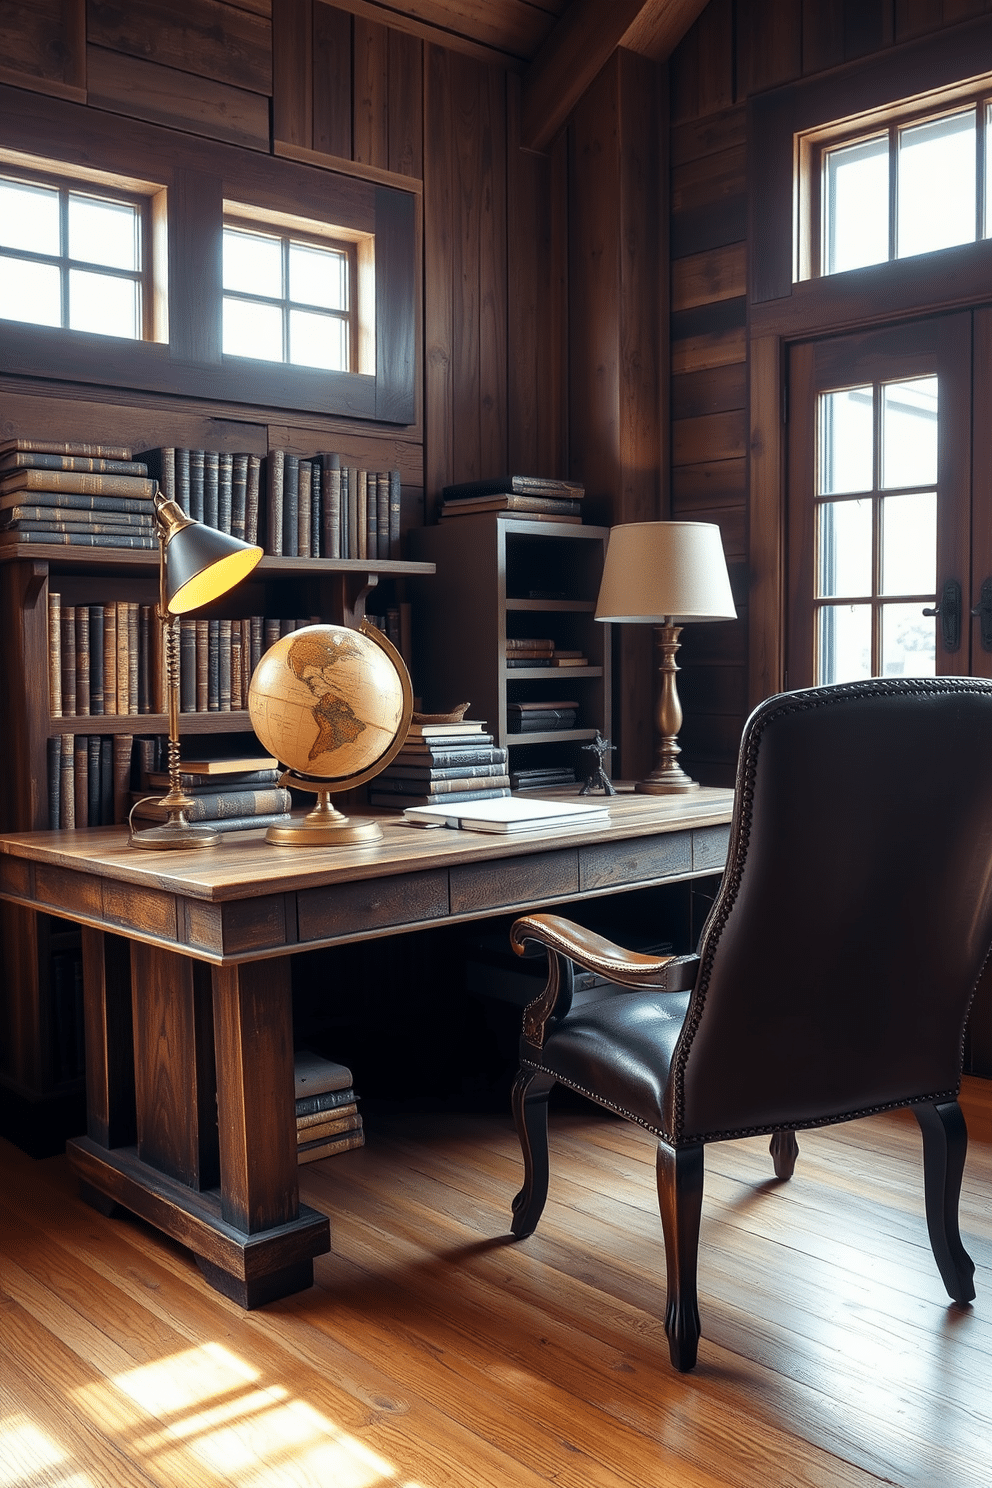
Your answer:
68;942;330;1308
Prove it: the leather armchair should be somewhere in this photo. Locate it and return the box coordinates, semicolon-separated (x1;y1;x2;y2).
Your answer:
508;677;992;1371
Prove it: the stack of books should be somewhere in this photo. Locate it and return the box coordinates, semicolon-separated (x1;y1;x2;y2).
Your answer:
294;1051;364;1163
130;754;293;835
142;447;262;543
369;719;511;808
507;700;580;733
510;765;578;790
0;440;157;549
505;638;589;669
438;475;584;523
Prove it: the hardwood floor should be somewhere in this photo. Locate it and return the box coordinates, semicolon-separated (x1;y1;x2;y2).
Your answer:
1;1079;990;1487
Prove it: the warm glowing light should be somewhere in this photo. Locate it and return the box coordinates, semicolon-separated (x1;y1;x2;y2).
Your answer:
0;1414;96;1486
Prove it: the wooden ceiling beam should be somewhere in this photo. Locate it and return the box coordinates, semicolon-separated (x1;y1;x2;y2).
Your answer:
521;0;711;152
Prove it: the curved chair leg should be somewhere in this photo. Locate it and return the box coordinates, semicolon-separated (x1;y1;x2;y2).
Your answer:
510;1068;555;1238
913;1100;976;1304
770;1130;799;1180
656;1141;704;1372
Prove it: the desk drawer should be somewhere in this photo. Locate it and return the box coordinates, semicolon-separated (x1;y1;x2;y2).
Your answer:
450;851;579;915
580;831;692;891
298;869;448;941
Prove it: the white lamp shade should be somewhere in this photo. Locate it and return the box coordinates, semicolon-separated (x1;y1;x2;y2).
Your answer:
595;520;736;624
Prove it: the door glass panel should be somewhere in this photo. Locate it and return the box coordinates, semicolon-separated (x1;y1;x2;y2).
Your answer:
819;386;873;494
823;137;889;275
881;602;936;676
817;499;872;596
897;109;976;259
817;604;872;683
881;492;937;595
881;377;938;488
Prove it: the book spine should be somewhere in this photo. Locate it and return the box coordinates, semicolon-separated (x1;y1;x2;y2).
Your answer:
60;731;75;827
0;470;156;497
322;454;341;558
231;621;243;710
1;513;155;532
219;618;232;711
217;451;233;533
47;735;61;828
0;531;157;549
393;748;507;768
207;619;220;711
138;605;153;714
375;773;512;795
1;439;132;458
188;448;205;522
0;452;148;475
179;619;196;712
48;591;62;718
103;604;117;715
250;615;263;677
115;603;129;715
297;458;311;558
357;469;368;559
389;470;401;558
297;1128;365;1162
203;449;219;530
245;454;261;544
61;604;77;717
0;492;156;514
89;606;105;716
176;448;191;516
195;619;209;711
294;1086;356;1117
162;788;293;820
267;449;284;555
112;735;133;823
282;454;299;557
87;735;101;826
376;473;389;559
231;453;248;541
310;458;321;557
382;761;508;781
127;604;139;714
99;736;113;825
347;467;358;558
155;446;175;499
74;734;88;828
296;1107;360;1138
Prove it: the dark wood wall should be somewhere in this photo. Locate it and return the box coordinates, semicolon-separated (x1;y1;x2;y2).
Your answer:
667;0;992;787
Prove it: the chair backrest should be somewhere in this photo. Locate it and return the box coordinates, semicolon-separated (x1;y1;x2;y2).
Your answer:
671;677;992;1143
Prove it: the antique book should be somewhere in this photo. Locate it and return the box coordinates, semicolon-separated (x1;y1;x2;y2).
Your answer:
373;770;511;793
60;604;77;717
87;735;101;825
406;720;488;737
112;735;134;823
441;474;584;500
376;471;389;559
47;736;61;828
297;1127;365;1163
0;451;147;475
145;768;281;791
218;451;233;534
175;448;191;514
75;605;90;715
0;468;156;498
132;787;292;822
282;453;299;557
389;469;401;557
0;530;157;549
440;493;582;517
294;1051;353;1099
297;458;311;557
383;760;508;781
103;605;117;715
309;458;321;557
202;449;219;530
267;449;284;555
188;447;205;522
357;468;368;559
0;490;154;515
245;454;262;544
347;466;359;557
73;734;88;828
296;1110;362;1144
59;732;74;827
89;606;105;715
294;1084;356;1118
0;438;132;459
218;618;232;711
48;591;62;718
321;453;341;558
390;745;506;769
166;753;278;775
296;1101;359;1132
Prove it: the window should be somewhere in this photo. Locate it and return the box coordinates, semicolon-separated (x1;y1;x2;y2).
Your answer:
0;171;148;339
796;83;992;281
223;221;355;373
815;375;938;683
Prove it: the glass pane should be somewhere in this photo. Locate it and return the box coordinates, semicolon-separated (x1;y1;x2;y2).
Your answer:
69;270;140;337
817;499;872;597
0;256;61;325
223;296;283;361
0;178;60;255
289;242;347;310
824;136;889;274
881;601;936;676
69;194;139;270
897;109;976;259
881;377;938;488
817;604;872;684
223;228;282;298
881;492;937;595
818;386;874;495
289;308;347;370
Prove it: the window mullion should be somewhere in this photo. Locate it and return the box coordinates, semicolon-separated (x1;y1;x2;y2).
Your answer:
60;184;70;330
888;124;898;262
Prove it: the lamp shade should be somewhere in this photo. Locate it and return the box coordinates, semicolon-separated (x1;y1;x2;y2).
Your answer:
595;521;736;624
159;504;263;615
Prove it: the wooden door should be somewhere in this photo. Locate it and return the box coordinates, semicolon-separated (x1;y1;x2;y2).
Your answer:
786;314;973;688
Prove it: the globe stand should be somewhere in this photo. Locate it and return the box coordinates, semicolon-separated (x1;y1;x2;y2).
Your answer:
265;774;384;846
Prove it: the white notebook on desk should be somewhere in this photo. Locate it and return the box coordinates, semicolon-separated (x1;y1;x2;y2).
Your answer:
403;795;612;834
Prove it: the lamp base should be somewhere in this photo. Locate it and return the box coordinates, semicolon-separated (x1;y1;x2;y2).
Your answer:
130;819;222;850
635;771;700;794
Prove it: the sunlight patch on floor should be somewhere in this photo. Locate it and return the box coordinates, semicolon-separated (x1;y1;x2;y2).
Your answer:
0;1413;96;1486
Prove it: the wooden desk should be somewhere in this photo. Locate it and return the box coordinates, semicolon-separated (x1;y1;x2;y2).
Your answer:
0;787;733;1306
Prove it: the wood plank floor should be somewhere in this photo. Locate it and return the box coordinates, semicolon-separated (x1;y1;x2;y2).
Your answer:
1;1078;990;1487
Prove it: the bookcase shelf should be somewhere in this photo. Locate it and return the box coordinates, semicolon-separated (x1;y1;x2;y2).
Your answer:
408;515;611;787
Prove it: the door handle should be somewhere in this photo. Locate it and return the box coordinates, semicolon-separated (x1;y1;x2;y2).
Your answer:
971;578;992;651
922;578;961;652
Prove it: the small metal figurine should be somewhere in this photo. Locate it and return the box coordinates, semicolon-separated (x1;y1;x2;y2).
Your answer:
580;732;616;795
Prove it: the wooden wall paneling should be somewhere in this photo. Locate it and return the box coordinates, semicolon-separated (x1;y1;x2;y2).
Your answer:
85;45;270;151
843;0;895;58
313;2;353;159
169;168;224;365
672;407;747;464
668;0;736;124
670;157;746;257
671;360;747;417
479;66;509;482
423;42;455;502
671;241;746;310
736;0;802;98
747;332;786;706
672;455;746;506
0;0;86;102
670;101;746;167
0;386;270;455
87;0;272;96
670;299;747;372
353;16;390;169
802;0;846;74
450;54;484;483
387;28;424;178
272;0;313;149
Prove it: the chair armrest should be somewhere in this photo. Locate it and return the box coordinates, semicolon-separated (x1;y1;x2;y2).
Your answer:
510;913;699;992
510;912;700;1052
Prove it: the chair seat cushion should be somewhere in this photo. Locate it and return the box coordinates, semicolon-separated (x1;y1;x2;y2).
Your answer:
535;991;692;1133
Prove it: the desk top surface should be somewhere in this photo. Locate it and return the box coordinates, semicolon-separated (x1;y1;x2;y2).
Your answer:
0;787;734;904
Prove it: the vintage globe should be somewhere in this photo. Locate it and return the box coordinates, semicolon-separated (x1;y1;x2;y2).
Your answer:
249;623;409;785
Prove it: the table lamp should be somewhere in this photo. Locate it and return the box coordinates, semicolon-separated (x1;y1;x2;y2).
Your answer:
130;488;263;849
595;521;735;793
